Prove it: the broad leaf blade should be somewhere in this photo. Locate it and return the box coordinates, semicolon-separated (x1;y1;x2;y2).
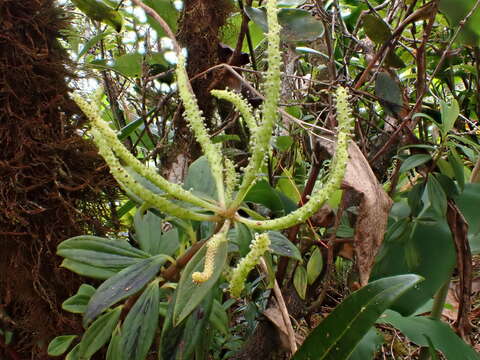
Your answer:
440;99;459;135
79;306;122;359
57;236;149;270
122;281;160;360
399;154;432;173
293;274;423;360
84;255;167;326
268;231;302;261
378;310;480;359
62;284;96;314
48;335;78;356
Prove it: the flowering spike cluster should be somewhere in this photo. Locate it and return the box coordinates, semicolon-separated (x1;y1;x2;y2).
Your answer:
192;222;230;283
230;0;281;209
176;55;226;204
211;89;257;133
71;93;218;212
91;128;213;221
237;86;354;230
228;233;271;297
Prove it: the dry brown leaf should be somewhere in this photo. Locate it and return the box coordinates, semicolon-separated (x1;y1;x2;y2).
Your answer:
318;140;392;285
343;143;393;285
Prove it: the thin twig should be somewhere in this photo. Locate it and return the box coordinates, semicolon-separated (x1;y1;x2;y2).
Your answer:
259;257;298;354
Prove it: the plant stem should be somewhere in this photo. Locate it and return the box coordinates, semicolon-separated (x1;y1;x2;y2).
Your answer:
418;279;450;360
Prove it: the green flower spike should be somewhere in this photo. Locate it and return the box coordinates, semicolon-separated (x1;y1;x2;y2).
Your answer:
211;89;258;134
192;221;230;283
91;128;216;222
236;86;354;230
72;93;220;213
176;55;226;205
230;0;281;209
229;233;271;297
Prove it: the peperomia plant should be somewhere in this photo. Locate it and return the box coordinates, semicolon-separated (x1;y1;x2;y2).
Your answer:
50;0;356;358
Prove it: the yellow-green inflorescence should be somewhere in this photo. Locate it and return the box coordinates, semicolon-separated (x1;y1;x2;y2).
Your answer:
72;93;220;213
211;89;258;134
229;0;281;209
236;86;354;230
228;233;271;297
176;55;226;205
90;127;213;221
192;222;230;283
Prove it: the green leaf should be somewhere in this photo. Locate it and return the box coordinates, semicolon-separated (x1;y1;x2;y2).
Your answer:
79;306;122;359
231;223;253;257
77;30;112;59
209;299;229;335
173;240;228;325
143;0;178;38
384;49;406;69
399;154;432;173
57;236;149;272
454;183;480;254
117;117;144;141
424;175;447;217
448;146;465;191
378;310;480;359
134;210;179;256
160;290;214;360
362;14;391;44
439;0;480;46
84;255;168;326
293;265;308;300
375;72;403;116
71;0;123;32
425;335;441;360
106;326;123;360
268;231;302;261
293;275;423;360
349;328;384;360
60;259;118;280
371;217;456;316
245;180;297;217
274;135;294;151
65;344;80;360
122;281;160;360
48;335;78;356
62;284;96;314
306;247;323;285
244;7;324;42
440;98;459;135
183;156;218;200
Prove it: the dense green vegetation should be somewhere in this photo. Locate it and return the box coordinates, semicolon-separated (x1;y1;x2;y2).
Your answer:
2;0;480;358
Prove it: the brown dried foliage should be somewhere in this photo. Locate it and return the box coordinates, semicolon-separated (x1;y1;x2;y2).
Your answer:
0;0;118;357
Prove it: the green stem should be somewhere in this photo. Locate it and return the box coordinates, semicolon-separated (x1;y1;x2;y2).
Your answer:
418;279;450;360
